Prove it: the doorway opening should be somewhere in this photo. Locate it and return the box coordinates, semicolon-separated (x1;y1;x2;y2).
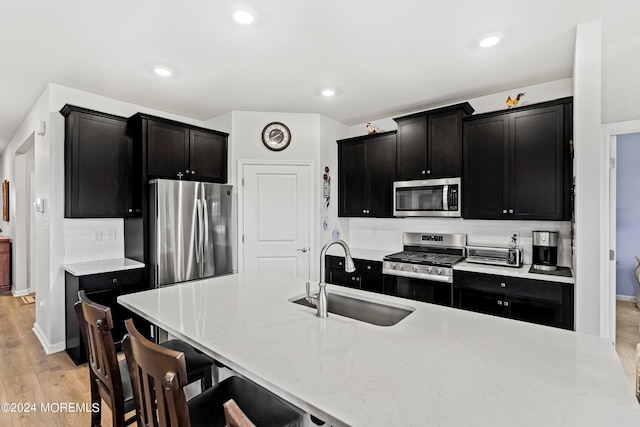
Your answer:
14;133;36;296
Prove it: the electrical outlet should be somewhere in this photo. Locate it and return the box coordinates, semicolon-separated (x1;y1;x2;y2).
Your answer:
107;229;116;241
93;230;103;242
510;232;520;245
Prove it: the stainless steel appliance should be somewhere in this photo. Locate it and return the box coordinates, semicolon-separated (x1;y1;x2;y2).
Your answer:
393;177;461;217
383;232;466;305
149;179;233;287
466;245;523;267
532;231;559;271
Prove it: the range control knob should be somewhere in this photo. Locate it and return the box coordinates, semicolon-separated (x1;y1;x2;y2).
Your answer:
413;266;419;272
427;267;433;274
436;268;442;275
399;265;405;271
391;263;397;269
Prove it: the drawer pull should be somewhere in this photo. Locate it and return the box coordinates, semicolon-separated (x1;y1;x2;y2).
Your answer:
500;283;506;288
112;278;118;283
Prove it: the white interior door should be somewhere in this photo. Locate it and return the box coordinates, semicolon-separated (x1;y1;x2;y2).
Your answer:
242;163;312;279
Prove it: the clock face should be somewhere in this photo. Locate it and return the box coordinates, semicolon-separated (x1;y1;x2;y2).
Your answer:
262;122;291;151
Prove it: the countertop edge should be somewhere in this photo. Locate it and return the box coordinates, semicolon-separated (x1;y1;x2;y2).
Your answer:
63;258;145;276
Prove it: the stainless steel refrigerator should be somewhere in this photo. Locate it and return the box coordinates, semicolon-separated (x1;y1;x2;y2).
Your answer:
149;179;233;287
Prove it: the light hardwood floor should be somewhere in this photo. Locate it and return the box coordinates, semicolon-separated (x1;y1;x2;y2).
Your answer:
0;291;114;427
1;291;639;426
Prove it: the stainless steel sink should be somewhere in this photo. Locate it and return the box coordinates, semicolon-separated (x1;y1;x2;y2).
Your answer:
290;292;414;326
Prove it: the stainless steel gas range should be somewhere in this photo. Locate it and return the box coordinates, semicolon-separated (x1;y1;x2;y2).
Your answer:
383;232;466;305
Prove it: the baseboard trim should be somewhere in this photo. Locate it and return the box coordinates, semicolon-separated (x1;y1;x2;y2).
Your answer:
11;289;30;297
616;294;636;302
32;323;66;355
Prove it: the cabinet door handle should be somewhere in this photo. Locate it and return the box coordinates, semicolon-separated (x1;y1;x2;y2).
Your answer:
112;278;118;283
508;209;514;214
504;301;509;307
497;300;503;305
500;283;506;288
421;170;426;175
128;208;133;213
296;247;309;253
192;170;196;174
502;209;507;214
186;170;190;173
426;170;431;174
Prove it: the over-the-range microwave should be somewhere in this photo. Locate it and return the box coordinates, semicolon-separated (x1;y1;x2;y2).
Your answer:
393;177;461;217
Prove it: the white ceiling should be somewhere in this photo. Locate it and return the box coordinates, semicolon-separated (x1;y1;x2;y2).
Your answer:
0;0;636;153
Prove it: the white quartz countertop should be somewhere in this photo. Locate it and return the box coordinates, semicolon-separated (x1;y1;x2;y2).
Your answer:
454;261;575;284
118;272;638;426
63;258;145;276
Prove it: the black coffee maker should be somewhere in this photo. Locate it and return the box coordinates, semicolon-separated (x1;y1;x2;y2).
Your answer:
532;231;559;271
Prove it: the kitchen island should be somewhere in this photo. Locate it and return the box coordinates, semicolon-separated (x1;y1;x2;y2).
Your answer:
118;272;640;426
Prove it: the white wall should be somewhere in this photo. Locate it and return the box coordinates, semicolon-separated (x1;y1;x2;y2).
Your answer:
602;35;640;124
574;20;603;336
319;115;350;244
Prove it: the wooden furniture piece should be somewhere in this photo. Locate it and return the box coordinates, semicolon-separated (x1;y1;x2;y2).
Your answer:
337;131;397;217
394;102;474;180
224;399;256;427
75;292;138;427
76;292;216;426
61;105;140;218
123;319;302;427
453;270;574;330
0;237;10;292
463;97;573;220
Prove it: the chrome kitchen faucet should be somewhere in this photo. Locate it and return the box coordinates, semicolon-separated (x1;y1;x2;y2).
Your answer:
306;239;356;317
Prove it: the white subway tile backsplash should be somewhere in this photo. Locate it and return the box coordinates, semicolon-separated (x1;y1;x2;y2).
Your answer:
348;218;572;267
64;219;125;263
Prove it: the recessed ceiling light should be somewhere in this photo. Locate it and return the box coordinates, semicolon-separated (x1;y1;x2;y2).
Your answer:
321;88;336;97
233;9;255;25
479;32;503;48
154;66;173;77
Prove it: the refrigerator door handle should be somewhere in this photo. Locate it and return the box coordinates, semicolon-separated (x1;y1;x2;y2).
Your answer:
195;199;203;264
202;198;210;264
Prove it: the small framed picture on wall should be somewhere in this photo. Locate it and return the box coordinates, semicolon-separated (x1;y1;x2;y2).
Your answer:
2;180;9;221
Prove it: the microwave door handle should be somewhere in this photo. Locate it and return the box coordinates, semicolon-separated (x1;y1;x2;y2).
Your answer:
442;185;449;211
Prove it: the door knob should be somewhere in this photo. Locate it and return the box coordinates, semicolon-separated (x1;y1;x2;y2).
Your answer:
296;247;309;253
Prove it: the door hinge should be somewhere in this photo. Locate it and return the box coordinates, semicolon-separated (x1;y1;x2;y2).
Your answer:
610;249;615;261
242;235;244;243
242;178;245;186
610;158;616;169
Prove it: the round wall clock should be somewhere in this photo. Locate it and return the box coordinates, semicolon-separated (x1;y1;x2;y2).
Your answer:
261;122;292;151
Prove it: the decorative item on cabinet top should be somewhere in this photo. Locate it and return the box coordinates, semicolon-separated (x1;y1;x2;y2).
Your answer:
506;93;526;108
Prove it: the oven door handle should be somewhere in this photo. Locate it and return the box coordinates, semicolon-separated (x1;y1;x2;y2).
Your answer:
382;268;453;283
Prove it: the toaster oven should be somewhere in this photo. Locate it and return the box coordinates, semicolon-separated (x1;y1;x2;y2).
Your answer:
466;245;523;267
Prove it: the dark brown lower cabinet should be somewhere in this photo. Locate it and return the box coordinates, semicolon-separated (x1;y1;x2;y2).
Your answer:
453;270;574;330
65;268;152;365
325;256;383;293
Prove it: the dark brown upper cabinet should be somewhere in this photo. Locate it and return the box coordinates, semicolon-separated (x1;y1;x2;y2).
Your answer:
129;113;228;183
463;97;573;220
337;131;397;217
394;102;474;180
62;105;140;218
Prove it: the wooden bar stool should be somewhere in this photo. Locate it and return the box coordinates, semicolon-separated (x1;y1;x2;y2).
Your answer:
75;291;216;427
123;318;302;427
